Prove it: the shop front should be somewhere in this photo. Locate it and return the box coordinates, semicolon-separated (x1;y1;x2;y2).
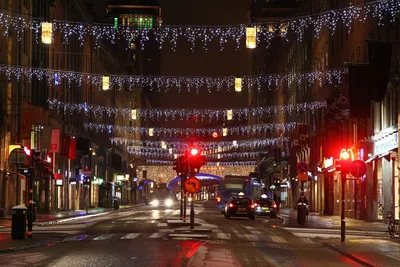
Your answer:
316;157;336;215
366;129;398;221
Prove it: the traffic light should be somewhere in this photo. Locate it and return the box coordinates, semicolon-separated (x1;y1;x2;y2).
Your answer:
336;149;353;174
83;176;91;186
188;148;206;174
273;178;281;187
173;159;180;175
179;155;189;174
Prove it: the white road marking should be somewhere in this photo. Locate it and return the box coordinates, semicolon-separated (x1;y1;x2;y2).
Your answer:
157;223;168;228
93;234;116;240
149;232;167;238
216;233;231;240
271;236;287;244
120;233;141;240
244;234;260;241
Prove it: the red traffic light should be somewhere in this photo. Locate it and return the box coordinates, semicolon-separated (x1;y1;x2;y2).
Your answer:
190;148;199;156
341;151;350;160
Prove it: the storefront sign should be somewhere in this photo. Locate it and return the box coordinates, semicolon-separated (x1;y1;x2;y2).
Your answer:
374;132;398;156
55;179;63;186
322;157;334;169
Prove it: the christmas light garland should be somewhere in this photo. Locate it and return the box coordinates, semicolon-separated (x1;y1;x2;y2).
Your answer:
84;122;296;136
0;0;397;50
146;160;258;166
126;146;268;160
1;65;346;92
113;137;287;150
48;98;327;121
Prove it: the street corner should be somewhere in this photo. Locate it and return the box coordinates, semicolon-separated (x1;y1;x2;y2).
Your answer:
0;233;70;254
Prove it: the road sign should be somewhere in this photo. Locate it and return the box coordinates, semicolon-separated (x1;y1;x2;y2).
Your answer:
298;172;308;182
184;177;201;194
297;161;308;173
350;160;367;177
9;148;28;165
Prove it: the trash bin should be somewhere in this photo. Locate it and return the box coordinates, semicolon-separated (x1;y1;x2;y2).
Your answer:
27;202;37;222
11;205;27;240
113;199;120;210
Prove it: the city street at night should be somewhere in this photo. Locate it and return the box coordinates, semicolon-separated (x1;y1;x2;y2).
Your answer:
1;0;400;266
1;201;400;267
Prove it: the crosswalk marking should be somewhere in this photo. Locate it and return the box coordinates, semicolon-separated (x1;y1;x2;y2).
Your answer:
120;233;141;240
125;221;136;224
64;234;88;241
216;233;231;240
149;232;167;238
93;234;115;241
251;230;261;235
159;228;175;233
244;234;260;241
244;226;255;230
299;237;315;244
271;236;287;244
157;223;168;228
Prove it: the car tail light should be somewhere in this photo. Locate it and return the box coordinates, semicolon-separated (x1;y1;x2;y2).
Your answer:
216;197;221;203
273;204;277;208
251;204;255;209
253;203;258;206
229;203;234;208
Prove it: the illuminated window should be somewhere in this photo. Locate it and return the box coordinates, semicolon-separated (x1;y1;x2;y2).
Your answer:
114;17;118;29
139;17;143;28
149;17;153;28
130;43;136;50
129;16;133;25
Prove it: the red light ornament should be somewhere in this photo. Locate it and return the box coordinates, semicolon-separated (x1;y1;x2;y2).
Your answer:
212;132;219;138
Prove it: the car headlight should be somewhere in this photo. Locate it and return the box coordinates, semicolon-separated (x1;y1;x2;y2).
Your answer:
151;200;159;206
165;199;173;207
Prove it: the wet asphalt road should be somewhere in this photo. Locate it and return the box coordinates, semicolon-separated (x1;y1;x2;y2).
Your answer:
0;201;399;267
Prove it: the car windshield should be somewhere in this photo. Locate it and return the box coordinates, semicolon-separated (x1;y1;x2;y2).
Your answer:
257;198;275;206
232;198;251;205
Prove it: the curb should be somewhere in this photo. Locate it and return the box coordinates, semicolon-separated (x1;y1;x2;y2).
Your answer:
0;235;69;254
322;243;377;267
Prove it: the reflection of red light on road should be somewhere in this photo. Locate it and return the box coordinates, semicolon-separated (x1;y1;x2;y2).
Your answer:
272;225;276;228
170;241;204;267
186;241;203;259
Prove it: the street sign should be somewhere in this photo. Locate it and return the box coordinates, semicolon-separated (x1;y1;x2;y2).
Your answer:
298;172;308;182
9;148;28;165
184;177;201;194
297;161;308;173
349;160;367;177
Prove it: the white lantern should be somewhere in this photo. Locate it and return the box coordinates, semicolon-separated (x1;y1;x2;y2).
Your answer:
222;128;228;136
235;77;242;92
131;109;137;120
102;76;110;90
232;140;238;146
169;148;173;154
246;26;257;49
41;22;52;44
174;154;178;159
227;109;233;120
148;128;154;136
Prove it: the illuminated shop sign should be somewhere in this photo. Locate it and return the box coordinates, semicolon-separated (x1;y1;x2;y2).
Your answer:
374;132;398;156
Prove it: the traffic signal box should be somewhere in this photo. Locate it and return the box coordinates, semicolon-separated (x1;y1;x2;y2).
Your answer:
173;148;206;175
336;149;352;174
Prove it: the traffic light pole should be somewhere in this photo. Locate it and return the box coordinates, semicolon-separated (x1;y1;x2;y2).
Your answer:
180;173;185;220
341;173;346;242
27;160;34;238
190;193;194;229
183;190;187;222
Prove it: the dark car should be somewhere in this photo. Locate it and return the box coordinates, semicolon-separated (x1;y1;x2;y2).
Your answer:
224;196;256;220
254;197;277;218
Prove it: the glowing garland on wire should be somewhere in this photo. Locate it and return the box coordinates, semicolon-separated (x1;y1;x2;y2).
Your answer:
1;65;346;92
115;137;287;150
48;99;327;121
146;160;258;166
84;122;296;136
0;0;397;51
127;148;268;160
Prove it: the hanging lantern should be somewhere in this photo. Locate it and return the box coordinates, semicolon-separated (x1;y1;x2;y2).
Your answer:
222;128;228;136
217;154;221;159
227;109;233;120
148;128;154;136
174;154;178;159
41;22;52;44
280;25;287;36
218;146;222;153
232;140;238;146
131;109;137;120
216;162;220;167
268;24;274;33
169;148;173;154
246;26;257;49
102;76;110;90
161;141;166;149
234;77;242;92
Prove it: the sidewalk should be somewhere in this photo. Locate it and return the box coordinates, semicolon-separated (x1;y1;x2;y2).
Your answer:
0;204;138;227
279;208;388;232
0;233;69;253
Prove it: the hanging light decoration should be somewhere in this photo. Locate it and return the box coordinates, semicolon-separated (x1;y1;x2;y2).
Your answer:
234;77;242;92
174;154;178;159
102;76;110;90
41;22;52;44
226;109;233;120
131;109;137;120
280;24;287;36
161;141;167;149
268;24;274;33
222;128;228;136
245;26;257;49
169;148;173;154
149;128;154;136
233;140;238;146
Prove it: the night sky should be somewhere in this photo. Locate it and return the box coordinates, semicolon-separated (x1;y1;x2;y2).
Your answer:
159;0;253;113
